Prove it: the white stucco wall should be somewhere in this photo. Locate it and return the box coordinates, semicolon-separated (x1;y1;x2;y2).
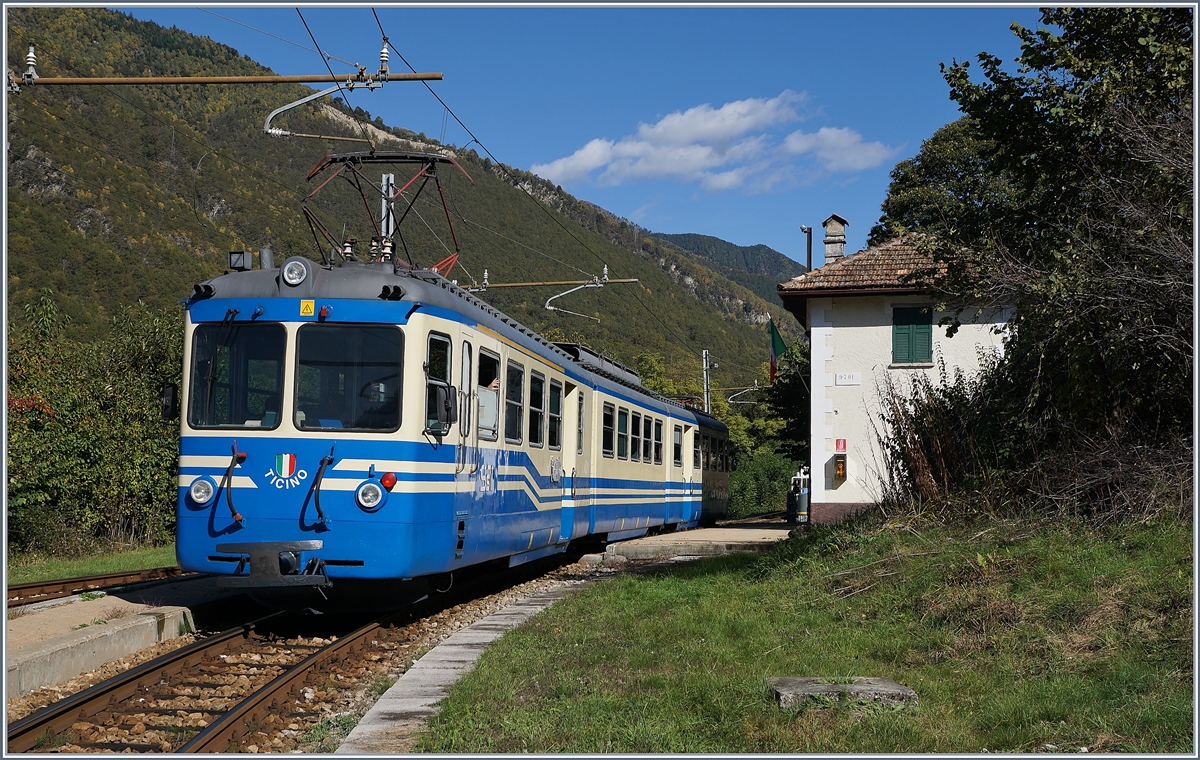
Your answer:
807;295;1010;510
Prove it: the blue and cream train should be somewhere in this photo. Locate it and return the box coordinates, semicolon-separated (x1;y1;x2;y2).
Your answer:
172;252;729;609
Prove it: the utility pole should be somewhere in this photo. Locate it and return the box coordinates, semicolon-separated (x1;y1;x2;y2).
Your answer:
702;350;717;413
800;225;813;272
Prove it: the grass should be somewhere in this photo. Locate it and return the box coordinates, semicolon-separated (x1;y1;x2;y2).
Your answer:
418;513;1193;753
299;714;358;753
7;544;176;585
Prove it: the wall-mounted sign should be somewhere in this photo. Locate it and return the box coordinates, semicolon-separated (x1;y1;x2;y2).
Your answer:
835;438;846;454
835;372;861;386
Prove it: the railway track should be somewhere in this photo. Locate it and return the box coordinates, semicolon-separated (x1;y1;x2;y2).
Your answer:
7;552;605;753
7;567;199;608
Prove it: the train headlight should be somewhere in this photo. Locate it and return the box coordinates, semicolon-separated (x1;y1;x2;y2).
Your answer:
355;480;386;511
281;259;308;286
189;476;216;505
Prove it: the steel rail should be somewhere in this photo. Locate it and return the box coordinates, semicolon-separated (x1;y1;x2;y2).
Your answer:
178;613;394;752
5;612;285;753
7;567;200;608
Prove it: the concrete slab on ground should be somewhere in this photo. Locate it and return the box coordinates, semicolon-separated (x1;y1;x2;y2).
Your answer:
606;520;795;560
767;677;919;709
336;586;573;755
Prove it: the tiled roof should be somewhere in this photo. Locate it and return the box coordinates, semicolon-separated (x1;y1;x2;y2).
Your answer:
778;233;942;295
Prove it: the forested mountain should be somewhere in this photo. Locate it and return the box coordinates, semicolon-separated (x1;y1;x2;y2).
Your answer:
5;7;800;388
644;232;807;307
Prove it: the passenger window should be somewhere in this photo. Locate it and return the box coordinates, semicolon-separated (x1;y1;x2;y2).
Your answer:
578;393;586;455
548;381;563;450
617;407;629;459
693;433;701;469
425;333;455;434
654;420;664;465
477;351;500;441
602;403;615;458
529;372;546;448
673;425;683;467
631;412;642;462
643;416;653;462
505;361;524;443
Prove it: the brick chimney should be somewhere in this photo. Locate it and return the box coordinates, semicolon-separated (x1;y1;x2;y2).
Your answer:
823;213;849;263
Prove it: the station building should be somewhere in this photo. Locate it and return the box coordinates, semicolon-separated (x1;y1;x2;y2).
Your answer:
777;215;1010;524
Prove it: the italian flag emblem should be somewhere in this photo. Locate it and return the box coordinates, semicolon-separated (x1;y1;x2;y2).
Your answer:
276;453;297;478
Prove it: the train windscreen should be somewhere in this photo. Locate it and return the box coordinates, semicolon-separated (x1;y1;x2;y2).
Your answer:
188;323;286;429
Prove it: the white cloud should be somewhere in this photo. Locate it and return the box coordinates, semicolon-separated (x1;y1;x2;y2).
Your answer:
530;91;898;193
782;127;900;172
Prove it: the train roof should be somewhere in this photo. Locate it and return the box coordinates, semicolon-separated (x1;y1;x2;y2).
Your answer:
188;258;727;432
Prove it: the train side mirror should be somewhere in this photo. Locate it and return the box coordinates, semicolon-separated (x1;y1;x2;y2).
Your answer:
160;382;179;421
428;384;458;434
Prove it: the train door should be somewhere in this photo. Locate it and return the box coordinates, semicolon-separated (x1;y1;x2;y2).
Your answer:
467;344;504;561
567;385;594;535
456;341;476;475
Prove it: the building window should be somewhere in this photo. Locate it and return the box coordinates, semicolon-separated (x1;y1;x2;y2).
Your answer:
630;412;642;461
602;403;615;458
893;306;933;364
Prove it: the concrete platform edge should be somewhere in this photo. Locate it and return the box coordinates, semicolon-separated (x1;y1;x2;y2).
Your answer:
6;606;195;697
336;585;576;755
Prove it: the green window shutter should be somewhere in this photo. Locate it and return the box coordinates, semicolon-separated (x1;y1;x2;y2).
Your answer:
893;322;912;363
913;321;932;363
893;306;932;364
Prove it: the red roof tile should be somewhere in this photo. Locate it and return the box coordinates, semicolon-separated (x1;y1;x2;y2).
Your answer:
778;233;942;295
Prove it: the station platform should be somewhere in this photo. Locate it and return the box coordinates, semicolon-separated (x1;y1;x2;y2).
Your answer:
5;576;241;697
605;514;796;560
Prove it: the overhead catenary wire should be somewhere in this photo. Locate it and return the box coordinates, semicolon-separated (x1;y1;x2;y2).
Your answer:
369;9;740;369
199;8;357;67
295;9;375;150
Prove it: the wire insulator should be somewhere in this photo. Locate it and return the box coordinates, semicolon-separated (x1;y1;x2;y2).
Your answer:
264;127;290;138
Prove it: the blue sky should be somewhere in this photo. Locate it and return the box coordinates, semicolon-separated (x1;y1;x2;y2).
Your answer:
115;4;1044;268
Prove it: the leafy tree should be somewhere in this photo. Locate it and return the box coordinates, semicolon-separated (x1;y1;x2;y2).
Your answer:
897;8;1192;440
872;8;1192;515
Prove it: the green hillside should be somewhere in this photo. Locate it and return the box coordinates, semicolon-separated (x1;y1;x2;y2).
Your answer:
647;232;808;307
5;7;800;389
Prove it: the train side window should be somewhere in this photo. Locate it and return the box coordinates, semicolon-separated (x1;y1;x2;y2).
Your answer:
529;372;546;448
617;407;629;459
548;380;563;450
578;393;586;455
643;416;653;462
630;412;642;462
654;420;664;465
477;350;500;441
673;425;683;467
702;435;711;470
693;433;701;469
505;361;525;443
425;333;455;434
602;403;615;457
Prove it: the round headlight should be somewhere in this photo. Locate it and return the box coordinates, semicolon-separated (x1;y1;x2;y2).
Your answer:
355;481;385;510
189;477;215;505
281;259;308;286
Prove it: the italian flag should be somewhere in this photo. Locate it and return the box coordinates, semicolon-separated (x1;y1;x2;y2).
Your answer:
276;453;297;478
768;319;787;384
